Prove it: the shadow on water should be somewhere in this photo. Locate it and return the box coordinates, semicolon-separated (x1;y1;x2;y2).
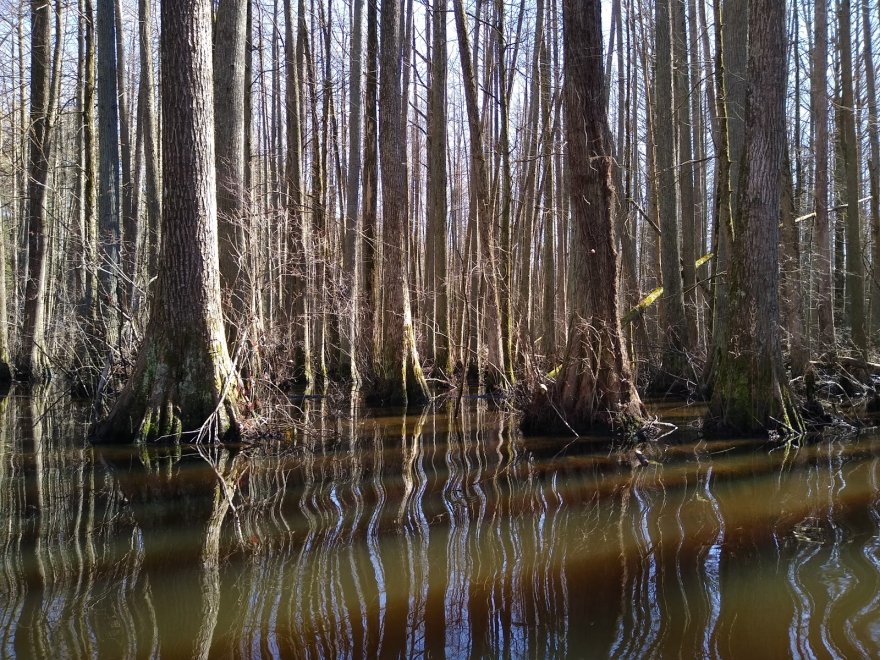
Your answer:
3;390;880;656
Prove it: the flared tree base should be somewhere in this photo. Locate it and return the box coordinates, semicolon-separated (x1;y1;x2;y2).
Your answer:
92;331;240;444
520;318;645;436
708;351;802;436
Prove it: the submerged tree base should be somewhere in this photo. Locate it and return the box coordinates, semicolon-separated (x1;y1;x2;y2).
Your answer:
520;318;646;437
706;340;805;436
519;384;645;438
363;361;431;408
92;331;240;444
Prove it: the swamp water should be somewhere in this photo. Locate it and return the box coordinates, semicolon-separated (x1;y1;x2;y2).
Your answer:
2;392;880;658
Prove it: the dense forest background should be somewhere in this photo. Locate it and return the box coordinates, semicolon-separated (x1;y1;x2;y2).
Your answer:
0;0;877;439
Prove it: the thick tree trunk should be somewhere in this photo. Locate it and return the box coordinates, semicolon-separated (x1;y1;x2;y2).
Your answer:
94;0;240;443
709;0;800;434
371;0;429;405
523;0;644;434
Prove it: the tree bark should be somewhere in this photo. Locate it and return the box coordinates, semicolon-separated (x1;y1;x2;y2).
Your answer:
709;0;800;434
214;0;249;356
361;0;379;374
672;0;698;347
114;0;135;306
283;0;312;384
0;182;10;380
138;0;161;281
863;0;880;339
74;0;99;388
838;0;867;360
426;0;450;376
780;149;808;377
17;0;54;380
494;0;514;383
708;0;748;378
341;0;364;384
94;0;240;443
371;0;429;405
523;0;644;434
812;0;835;351
96;0;122;352
453;0;508;387
654;0;689;389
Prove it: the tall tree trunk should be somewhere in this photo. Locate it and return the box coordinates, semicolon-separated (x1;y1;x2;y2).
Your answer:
301;0;324;384
672;0;698;349
654;0;689;389
494;0;514;383
708;0;748;377
341;0;364;384
523;0;644;434
0;135;10;379
75;0;99;387
780;149;808;376
214;0;249;357
709;0;800;434
540;54;557;366
616;0;639;336
426;0;450;376
371;0;429;404
114;0;135;306
361;0;378;372
688;0;708;338
94;0;241;443
452;0;508;387
813;0;835;351
863;0;880;339
138;0;161;282
515;0;544;351
283;0;311;384
838;0;867;361
17;0;54;380
96;0;122;355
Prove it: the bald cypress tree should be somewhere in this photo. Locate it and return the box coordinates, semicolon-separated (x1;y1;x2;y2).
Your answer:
370;0;429;405
94;0;240;442
708;0;800;433
523;0;644;434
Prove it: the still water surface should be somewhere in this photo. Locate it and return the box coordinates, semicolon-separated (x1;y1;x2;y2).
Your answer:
2;392;880;658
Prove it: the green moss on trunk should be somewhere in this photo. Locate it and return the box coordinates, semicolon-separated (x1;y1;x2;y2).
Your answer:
93;331;239;443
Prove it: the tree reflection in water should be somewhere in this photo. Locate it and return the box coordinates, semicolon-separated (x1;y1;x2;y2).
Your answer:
2;390;880;656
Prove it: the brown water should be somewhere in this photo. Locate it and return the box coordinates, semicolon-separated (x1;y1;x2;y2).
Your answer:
3;392;880;658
